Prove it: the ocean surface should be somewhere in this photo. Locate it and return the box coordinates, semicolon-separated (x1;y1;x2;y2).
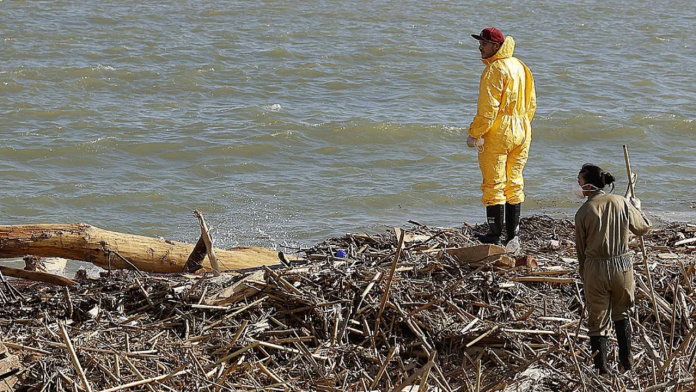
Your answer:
1;0;695;273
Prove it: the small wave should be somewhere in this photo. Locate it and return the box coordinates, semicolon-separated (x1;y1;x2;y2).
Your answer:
119;141;187;155
631;80;658;87
411;181;441;191
311;146;341;155
82;136;116;145
92;65;115;71
262;104;282;112
189;162;269;176
270;130;293;137
417;155;446;164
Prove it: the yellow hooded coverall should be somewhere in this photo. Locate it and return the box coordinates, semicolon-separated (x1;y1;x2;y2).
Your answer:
468;36;536;207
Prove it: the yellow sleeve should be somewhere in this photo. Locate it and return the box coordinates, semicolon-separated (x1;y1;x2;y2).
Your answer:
526;67;536;123
468;65;505;139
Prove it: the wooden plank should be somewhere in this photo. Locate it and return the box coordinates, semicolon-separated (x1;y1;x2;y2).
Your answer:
446;244;506;264
211;270;265;306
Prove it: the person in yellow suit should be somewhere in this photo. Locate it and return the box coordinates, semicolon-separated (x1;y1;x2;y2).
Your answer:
466;27;536;246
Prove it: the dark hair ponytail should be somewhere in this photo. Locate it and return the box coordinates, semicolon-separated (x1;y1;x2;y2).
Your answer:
579;163;615;191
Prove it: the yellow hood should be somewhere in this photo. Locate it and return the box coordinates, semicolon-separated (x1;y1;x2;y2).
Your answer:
482;36;515;65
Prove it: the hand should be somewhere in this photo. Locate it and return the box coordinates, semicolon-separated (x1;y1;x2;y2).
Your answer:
467;135;477;148
629;197;642;211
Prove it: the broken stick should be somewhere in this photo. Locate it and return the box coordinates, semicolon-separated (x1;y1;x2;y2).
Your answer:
194;210;221;276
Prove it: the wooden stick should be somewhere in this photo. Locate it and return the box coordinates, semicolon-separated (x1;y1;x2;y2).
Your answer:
374;228;405;339
0;282;7;303
63;286;74;319
227;320;248;350
257;362;283;384
573;301;586;347
674;237;696;246
124;357;157;392
466;326;499;348
392;357;435;392
475;358;482;392
644;377;695;392
263;266;303;296
623;144;668;358
669;278;678;356
418;351;436;392
656;322;696;377
214;341;259;365
0;270;22;300
97;369;191;392
84;352;119;383
114;355;120;379
57;321;93;392
510;276;575;284
2;342;51;355
431;360;454;392
135;278;154;308
633;320;662;365
107;249;145;277
39;340;158;359
564;331;587;391
370;345;396;389
355;271;382;312
194;210;221;276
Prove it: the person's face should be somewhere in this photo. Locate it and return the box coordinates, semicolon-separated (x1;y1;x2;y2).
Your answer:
578;173;592;196
478;40;500;59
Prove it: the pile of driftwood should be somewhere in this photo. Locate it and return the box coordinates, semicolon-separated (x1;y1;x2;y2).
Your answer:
1;215;695;391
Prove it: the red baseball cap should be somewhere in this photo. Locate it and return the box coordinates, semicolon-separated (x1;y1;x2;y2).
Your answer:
471;27;505;44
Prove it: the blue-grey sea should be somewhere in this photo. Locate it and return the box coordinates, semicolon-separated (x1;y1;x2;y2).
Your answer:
1;0;695;272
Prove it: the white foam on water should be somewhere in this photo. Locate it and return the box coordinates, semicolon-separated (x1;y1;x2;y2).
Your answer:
262;103;282;112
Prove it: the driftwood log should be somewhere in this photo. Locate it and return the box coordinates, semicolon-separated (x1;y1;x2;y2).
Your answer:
0;224;279;274
0;266;76;286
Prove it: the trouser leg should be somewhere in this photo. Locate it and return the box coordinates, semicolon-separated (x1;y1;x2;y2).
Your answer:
583;260;613;337
503;129;530;205
478;148;508;207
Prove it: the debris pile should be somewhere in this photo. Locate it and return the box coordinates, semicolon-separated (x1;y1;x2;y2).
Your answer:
1;216;695;391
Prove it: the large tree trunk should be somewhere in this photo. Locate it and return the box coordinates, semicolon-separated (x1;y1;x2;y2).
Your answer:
0;224;279;274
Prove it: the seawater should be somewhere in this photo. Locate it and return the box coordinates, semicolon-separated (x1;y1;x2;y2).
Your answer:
1;0;694;274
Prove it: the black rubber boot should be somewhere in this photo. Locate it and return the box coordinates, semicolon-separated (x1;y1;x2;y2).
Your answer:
590;336;610;375
615;319;633;372
476;204;504;246
505;202;521;244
